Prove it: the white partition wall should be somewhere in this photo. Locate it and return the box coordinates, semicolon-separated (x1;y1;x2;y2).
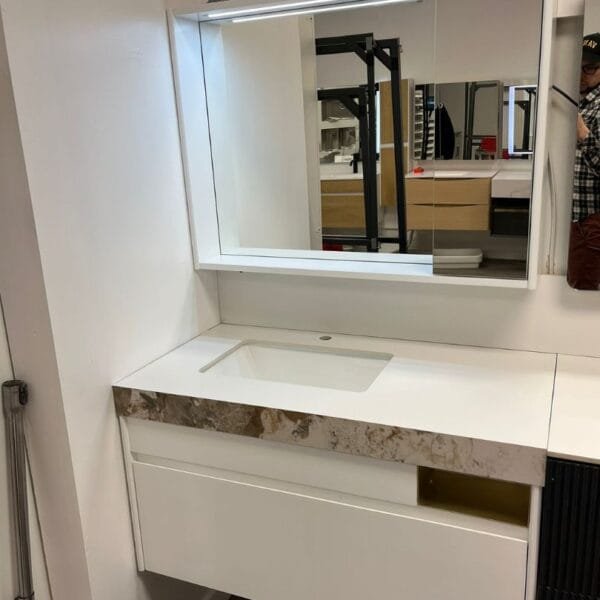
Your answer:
0;1;220;598
201;16;318;251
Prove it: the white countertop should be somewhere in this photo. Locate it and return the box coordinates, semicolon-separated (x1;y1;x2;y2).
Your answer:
493;170;532;181
320;173;365;180
117;324;556;452
320;163;380;180
548;354;600;464
491;170;532;198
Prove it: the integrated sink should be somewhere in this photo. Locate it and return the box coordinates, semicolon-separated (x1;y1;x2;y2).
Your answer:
200;340;392;392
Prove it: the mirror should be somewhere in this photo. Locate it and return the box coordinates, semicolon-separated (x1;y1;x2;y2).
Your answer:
200;0;436;258
197;0;544;280
429;0;542;280
567;1;600;290
415;81;537;162
416;81;504;161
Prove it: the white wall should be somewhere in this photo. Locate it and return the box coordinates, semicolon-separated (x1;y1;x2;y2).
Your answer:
434;0;542;84
314;0;541;87
585;0;600;34
202;17;315;251
0;6;92;598
299;16;323;250
0;1;220;599
314;0;435;87
218;272;600;356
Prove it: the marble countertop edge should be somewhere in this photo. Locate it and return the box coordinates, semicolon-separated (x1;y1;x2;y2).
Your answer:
113;385;546;486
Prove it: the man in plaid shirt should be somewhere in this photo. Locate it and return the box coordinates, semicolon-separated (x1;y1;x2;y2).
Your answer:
569;33;600;290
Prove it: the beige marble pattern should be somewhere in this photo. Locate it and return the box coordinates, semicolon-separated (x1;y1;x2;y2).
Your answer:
113;386;546;485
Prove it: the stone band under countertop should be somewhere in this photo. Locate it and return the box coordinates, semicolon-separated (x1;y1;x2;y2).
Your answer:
113;386;546;486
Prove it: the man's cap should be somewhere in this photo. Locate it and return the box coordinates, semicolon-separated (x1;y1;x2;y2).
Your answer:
583;33;600;63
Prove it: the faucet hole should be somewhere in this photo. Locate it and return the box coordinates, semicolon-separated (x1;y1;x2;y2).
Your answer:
319;335;332;341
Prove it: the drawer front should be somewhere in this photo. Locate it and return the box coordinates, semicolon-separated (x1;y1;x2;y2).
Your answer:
407;203;489;231
322;194;365;228
406;178;491;206
321;179;364;194
134;462;528;600
126;418;417;507
406;178;435;204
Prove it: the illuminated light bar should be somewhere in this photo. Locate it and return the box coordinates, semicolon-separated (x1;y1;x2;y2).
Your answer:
200;0;420;23
207;0;342;19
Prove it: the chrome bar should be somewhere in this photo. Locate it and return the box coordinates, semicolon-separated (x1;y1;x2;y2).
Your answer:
2;380;34;600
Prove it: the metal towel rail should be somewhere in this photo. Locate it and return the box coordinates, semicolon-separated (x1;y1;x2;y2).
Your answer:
2;380;34;600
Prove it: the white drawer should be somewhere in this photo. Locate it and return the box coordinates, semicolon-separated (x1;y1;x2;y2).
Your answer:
126;417;418;506
133;461;528;600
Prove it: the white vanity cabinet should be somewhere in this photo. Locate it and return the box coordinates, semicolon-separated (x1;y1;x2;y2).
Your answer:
114;325;554;600
122;418;535;600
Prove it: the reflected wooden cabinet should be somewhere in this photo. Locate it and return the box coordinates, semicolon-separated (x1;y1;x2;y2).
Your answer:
320;179;365;229
380;79;411;147
321;77;493;234
321;176;492;232
379;77;493;233
404;178;491;231
380;79;412;210
321;195;366;229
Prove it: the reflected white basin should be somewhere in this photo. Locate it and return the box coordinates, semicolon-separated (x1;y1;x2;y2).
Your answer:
433;170;469;177
200;341;392;392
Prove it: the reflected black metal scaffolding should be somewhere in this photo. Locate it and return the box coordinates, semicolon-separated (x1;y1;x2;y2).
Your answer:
316;33;407;253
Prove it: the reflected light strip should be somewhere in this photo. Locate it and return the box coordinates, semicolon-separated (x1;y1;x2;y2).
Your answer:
507;85;516;156
232;0;419;22
508;84;536;157
204;0;419;23
208;0;341;18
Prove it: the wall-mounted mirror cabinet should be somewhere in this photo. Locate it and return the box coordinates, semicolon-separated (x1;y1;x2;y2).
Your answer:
172;0;550;286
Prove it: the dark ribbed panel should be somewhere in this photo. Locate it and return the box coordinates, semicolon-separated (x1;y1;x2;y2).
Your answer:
537;458;600;600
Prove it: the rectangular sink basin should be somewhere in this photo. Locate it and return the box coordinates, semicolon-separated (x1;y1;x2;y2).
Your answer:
200;341;392;392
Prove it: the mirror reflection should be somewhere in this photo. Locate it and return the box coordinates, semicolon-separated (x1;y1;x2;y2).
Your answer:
199;0;543;280
567;2;600;290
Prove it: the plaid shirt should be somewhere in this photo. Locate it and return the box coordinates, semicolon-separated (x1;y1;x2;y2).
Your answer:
573;85;600;221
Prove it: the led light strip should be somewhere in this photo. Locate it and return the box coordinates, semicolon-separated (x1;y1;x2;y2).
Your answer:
207;0;342;18
508;84;536;156
201;0;419;23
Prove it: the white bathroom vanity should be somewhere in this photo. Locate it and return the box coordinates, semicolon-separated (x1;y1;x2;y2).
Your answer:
114;325;559;600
